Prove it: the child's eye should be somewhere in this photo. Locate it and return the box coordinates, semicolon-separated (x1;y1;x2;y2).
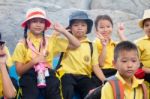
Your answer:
121;60;127;63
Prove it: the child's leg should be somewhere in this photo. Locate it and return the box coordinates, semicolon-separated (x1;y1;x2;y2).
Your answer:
75;75;96;99
61;74;76;99
19;69;39;99
45;69;61;99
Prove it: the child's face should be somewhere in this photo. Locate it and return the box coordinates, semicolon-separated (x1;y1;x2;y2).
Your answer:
71;20;88;39
28;18;46;35
113;50;140;79
143;19;150;37
96;19;113;39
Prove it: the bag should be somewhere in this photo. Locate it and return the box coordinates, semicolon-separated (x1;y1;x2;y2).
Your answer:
84;76;148;99
134;68;145;79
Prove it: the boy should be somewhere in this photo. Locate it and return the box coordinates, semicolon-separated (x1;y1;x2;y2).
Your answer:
101;41;147;99
57;11;106;99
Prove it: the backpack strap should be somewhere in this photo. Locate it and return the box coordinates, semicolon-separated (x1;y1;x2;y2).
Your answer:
107;76;124;99
55;52;64;70
88;42;93;57
141;83;148;99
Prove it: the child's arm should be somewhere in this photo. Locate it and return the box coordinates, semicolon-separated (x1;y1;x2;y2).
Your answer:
93;64;106;82
142;67;150;73
96;33;108;67
53;22;80;49
0;64;16;98
117;23;127;41
0;46;16;98
15;54;46;76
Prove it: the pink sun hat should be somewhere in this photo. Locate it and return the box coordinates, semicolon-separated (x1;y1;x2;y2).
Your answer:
21;7;51;29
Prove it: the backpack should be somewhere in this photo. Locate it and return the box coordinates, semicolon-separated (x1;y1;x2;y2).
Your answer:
84;76;148;99
55;42;93;70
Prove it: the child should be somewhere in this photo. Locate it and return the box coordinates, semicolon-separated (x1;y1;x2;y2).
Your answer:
92;15;126;86
0;33;16;98
57;11;106;99
12;7;80;99
101;41;147;99
135;9;150;98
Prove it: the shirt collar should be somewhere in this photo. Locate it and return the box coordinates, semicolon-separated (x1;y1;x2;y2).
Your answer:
27;32;42;43
115;72;143;88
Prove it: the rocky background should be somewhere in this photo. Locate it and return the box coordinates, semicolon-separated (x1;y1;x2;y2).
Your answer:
0;0;150;53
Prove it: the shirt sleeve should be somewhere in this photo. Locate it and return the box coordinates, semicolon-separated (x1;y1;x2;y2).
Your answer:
52;36;69;55
101;82;114;99
91;42;99;66
12;43;26;63
5;46;13;67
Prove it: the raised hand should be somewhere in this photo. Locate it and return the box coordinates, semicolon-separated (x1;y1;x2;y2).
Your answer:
96;33;109;46
53;22;67;34
117;23;127;41
32;54;46;65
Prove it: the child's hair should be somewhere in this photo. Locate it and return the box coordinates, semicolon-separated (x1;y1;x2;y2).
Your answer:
23;24;46;48
114;41;139;62
94;15;113;30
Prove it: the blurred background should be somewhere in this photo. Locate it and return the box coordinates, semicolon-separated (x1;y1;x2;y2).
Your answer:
0;0;150;53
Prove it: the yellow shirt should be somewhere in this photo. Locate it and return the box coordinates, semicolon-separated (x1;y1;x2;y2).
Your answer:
135;36;150;68
0;46;13;97
12;32;68;69
101;72;144;99
58;38;99;77
94;38;116;69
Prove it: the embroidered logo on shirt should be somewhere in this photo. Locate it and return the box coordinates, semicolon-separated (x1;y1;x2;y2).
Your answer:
84;55;90;62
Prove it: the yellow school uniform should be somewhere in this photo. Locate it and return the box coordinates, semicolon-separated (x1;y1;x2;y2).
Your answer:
12;32;69;69
135;35;150;99
58;37;99;77
101;72;144;99
94;38;116;69
0;46;13;97
135;35;150;68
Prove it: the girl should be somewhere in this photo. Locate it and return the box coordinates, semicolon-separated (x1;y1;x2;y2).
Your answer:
12;8;80;99
92;15;126;86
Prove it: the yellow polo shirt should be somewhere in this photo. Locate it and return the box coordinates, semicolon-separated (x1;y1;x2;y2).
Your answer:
12;32;68;69
101;72;144;99
0;46;13;97
58;37;99;77
135;35;150;68
94;38;116;69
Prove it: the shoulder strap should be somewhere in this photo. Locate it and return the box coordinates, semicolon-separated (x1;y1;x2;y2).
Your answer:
108;76;124;99
55;52;64;70
88;42;93;57
141;83;148;99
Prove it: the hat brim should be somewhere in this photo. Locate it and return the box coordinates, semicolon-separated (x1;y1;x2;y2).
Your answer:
138;18;150;28
138;19;144;28
0;40;5;45
68;19;93;34
21;15;51;29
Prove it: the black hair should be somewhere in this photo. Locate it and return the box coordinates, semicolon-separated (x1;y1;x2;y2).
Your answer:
24;25;28;48
94;15;113;30
23;25;46;48
114;41;139;62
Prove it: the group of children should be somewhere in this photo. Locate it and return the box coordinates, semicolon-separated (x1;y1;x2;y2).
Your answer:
0;7;150;99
